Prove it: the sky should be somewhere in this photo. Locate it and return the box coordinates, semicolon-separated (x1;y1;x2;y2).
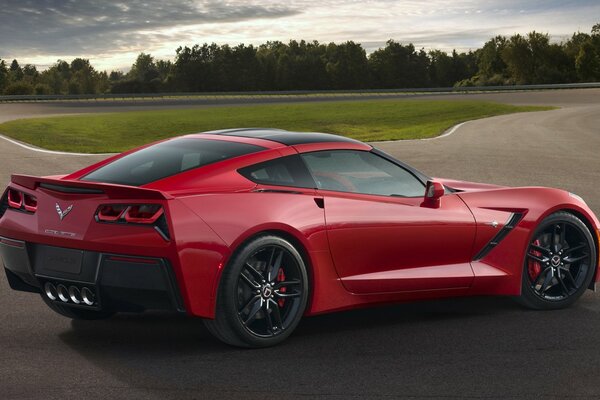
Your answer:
1;0;599;71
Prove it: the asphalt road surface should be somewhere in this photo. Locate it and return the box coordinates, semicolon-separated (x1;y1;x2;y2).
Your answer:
1;89;600;399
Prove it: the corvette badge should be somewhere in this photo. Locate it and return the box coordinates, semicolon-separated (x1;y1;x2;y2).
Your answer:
55;203;74;221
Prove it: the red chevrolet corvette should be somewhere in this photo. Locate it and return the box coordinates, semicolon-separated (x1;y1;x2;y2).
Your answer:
1;128;599;347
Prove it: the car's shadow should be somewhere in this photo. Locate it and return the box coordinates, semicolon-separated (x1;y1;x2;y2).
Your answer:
58;294;600;399
60;296;517;351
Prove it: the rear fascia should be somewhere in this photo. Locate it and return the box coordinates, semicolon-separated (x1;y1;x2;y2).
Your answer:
0;179;185;311
0;177;235;318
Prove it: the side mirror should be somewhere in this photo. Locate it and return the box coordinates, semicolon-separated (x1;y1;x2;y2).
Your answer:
422;180;445;208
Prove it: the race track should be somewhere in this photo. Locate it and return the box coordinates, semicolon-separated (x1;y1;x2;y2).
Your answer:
1;89;599;399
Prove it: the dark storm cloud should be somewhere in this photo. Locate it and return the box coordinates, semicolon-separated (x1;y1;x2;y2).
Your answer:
0;0;298;56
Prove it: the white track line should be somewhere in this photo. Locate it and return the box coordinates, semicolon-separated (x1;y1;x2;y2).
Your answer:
435;121;466;140
0;134;114;156
371;121;467;144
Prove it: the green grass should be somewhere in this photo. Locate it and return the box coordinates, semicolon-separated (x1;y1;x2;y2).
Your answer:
0;99;553;153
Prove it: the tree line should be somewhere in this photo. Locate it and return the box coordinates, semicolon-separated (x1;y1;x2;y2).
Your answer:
0;23;598;96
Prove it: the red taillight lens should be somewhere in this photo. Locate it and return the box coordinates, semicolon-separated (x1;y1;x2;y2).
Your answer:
23;194;38;212
96;204;164;224
95;203;168;240
6;189;37;213
7;189;23;209
124;204;164;224
97;204;128;222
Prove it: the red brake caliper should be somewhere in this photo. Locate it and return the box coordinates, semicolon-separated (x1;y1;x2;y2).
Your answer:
528;239;542;280
277;268;286;307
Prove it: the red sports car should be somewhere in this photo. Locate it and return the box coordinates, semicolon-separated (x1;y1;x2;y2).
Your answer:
1;128;599;347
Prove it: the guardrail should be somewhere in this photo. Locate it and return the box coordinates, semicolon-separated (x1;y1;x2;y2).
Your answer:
1;82;599;102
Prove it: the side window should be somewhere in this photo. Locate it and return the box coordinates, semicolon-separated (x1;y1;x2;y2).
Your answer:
238;155;316;188
301;150;425;197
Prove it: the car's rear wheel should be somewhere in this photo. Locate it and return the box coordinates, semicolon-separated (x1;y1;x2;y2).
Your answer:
41;294;115;320
204;235;309;348
518;211;596;310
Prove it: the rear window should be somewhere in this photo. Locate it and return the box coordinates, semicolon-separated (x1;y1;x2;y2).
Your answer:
82;138;265;186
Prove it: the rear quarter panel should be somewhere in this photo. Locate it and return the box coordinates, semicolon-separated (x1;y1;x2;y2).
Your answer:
175;190;356;317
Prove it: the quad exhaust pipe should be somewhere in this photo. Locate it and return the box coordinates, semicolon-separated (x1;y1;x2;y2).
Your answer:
68;286;81;304
43;282;96;306
81;287;95;306
44;282;58;301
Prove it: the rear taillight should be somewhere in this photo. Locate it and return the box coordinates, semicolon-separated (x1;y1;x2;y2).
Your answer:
6;188;37;213
7;189;22;209
95;204;169;240
97;204;128;222
124;204;163;224
96;204;163;224
23;193;38;212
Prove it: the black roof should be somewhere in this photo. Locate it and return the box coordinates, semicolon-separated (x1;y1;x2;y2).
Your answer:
203;128;365;146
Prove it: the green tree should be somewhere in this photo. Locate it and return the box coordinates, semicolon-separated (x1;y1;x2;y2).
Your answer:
109;70;124;82
501;32;554;84
477;36;508;78
368;40;430;88
0;60;8;93
9;59;23;81
34;83;51;95
325;41;369;89
129;53;159;83
155;59;174;90
4;81;34;95
69;58;99;94
39;60;71;94
22;64;39;84
576;41;600;80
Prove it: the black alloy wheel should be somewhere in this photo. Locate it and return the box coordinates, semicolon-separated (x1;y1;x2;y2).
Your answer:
518;212;596;309
204;235;309;347
236;245;305;337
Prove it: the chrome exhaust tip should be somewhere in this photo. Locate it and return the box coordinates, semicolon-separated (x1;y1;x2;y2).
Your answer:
68;286;82;304
81;287;95;306
44;282;57;301
56;284;69;303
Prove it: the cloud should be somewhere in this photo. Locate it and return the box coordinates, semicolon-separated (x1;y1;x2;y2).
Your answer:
0;0;299;55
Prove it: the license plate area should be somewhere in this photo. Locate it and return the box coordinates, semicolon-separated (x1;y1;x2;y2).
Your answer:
34;246;84;276
31;244;99;282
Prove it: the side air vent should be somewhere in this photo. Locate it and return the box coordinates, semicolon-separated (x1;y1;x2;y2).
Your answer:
473;213;524;261
40;183;104;194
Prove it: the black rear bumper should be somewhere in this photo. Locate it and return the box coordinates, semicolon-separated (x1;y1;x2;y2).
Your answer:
1;236;185;313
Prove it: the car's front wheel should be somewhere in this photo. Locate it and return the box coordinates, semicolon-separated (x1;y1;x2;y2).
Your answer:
204;235;309;348
518;211;596;310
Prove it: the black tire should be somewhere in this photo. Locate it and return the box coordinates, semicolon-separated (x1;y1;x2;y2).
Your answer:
41;294;115;320
517;211;596;310
204;235;309;348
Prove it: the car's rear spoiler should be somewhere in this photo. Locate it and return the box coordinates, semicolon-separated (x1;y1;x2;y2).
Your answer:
11;174;172;200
